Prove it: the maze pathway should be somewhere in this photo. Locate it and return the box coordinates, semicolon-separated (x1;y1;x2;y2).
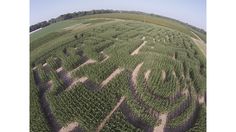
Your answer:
100;68;124;87
144;70;151;81
100;51;110;63
59;122;80;132
131;36;147;55
96;96;126;132
153;113;168;132
70;59;97;75
132;62;144;90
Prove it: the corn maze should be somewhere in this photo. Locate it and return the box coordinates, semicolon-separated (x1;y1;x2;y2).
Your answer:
30;14;206;132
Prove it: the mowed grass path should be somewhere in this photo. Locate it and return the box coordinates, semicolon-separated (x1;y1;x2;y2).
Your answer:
30;18;112;42
30;20;81;42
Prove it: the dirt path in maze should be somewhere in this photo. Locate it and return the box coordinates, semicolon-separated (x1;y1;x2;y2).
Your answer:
100;68;124;87
153;113;168;132
144;70;151;81
191;31;206;57
43;62;48;67
191;31;203;41
128;63;160;121
56;67;73;87
182;88;189;97
100;51;110;63
70;59;97;76
198;95;205;104
172;70;177;78
59;122;81;132
66;77;88;91
191;38;206;56
57;66;91;91
161;70;166;81
132;62;144;91
131;37;147;55
96;96;126;132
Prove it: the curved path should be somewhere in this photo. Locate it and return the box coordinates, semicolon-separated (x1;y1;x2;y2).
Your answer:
153;113;168;132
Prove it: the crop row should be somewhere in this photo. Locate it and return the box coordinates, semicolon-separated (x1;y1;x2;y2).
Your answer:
46;56;61;70
166;100;197;128
30;71;51;132
187;106;206;132
37;64;49;83
146;69;179;98
115;71;157;126
72;59;117;83
45;71;132;131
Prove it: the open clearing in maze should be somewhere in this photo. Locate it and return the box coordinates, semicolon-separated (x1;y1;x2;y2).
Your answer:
30;13;206;132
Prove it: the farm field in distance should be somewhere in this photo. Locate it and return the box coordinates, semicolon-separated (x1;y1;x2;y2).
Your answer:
30;12;206;132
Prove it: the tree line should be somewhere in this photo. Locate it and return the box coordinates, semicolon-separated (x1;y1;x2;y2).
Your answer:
30;10;118;32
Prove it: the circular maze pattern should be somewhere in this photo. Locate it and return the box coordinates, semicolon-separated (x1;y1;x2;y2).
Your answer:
31;17;206;132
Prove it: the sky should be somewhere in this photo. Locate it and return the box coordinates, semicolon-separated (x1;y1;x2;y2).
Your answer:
30;0;206;30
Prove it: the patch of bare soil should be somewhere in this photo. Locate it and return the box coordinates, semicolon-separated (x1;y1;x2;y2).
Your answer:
131;41;147;55
172;70;177;78
132;63;144;91
96;96;126;132
78;76;88;83
198;95;205;104
191;38;206;56
70;59;96;76
78;59;96;68
59;122;79;132
32;66;37;70
100;51;110;63
66;77;88;91
142;36;146;40
191;31;206;56
56;67;63;73
191;31;202;41
172;53;176;60
100;68;124;87
181;89;189;97
161;70;166;81
46;80;53;90
144;70;151;81
43;63;48;67
153;113;168;132
56;67;73;86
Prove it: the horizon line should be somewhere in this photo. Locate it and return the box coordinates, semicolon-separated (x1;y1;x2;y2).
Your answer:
30;9;206;32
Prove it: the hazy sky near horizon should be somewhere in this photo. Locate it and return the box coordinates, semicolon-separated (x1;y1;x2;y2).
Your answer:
30;0;206;30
